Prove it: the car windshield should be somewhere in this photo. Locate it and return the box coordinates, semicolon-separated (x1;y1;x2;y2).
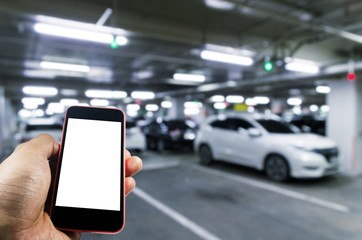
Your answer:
26;124;63;131
256;119;299;134
165;120;195;130
126;121;136;129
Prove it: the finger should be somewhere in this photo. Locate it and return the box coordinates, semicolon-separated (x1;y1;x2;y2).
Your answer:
126;156;143;177
125;177;136;196
125;149;131;160
15;134;59;160
63;231;81;240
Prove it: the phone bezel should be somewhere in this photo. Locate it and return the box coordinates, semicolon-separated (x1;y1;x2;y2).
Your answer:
50;106;125;233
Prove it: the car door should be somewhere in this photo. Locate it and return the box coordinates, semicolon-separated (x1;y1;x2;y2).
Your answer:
231;118;261;166
206;119;233;161
210;118;250;164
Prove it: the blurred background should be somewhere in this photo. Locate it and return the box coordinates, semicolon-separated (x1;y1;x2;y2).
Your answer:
0;0;362;239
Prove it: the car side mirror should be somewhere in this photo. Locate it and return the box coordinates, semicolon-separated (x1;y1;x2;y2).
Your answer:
248;128;262;137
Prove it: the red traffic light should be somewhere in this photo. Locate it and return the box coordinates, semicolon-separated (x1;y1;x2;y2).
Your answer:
347;72;356;81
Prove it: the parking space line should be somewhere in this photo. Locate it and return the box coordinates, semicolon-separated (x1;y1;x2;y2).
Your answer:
133;187;222;240
142;160;180;171
194;166;350;213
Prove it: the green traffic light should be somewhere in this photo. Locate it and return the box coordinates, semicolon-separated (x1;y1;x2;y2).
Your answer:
110;39;118;49
264;61;273;71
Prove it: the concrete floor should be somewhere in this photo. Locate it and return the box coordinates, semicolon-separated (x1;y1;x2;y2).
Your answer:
82;150;362;240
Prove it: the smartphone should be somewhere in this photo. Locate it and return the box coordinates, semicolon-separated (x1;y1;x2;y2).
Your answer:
50;106;125;233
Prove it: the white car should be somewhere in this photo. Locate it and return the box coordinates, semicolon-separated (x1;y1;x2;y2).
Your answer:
126;120;146;153
16;118;63;144
195;112;339;181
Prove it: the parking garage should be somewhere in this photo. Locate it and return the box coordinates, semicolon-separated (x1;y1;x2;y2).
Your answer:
0;1;362;239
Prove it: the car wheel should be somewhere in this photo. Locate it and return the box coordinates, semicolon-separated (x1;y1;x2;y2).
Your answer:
199;145;213;165
157;139;165;152
264;155;290;182
146;137;154;150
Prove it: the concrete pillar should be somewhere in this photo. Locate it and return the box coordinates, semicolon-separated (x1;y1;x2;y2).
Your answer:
327;79;362;176
165;97;184;119
271;98;287;115
0;87;17;161
0;86;4;158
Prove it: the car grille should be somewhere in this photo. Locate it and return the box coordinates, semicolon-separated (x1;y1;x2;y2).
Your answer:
312;147;339;163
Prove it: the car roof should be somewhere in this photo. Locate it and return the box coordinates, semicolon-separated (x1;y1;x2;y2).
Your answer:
206;111;281;123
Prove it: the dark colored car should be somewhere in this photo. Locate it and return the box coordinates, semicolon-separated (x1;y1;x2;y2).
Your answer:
288;115;326;136
144;119;197;151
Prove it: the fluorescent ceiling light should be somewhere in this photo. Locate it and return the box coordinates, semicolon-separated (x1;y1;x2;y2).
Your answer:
133;70;154;79
60;99;79;106
34;23;113;44
34;22;129;46
23;69;56;79
23;69;85;79
316;86;331;94
204;0;235;10
22;97;45;105
253;96;270;105
18;109;32;118
85;89;127;99
161;101;173;108
23;86;58;97
61;89;78;96
34;109;45;117
90;99;110;107
23;103;39;110
210;95;225;102
173;73;206;82
167;79;202;86
40;61;90;72
245;96;270;105
197;83;220;92
145;104;159;112
287;97;302;106
184;101;203;109
226;95;244;103
213;102;227;110
201;50;253;66
127;104;141;111
47;102;65;114
131;91;155;100
77;103;90;107
205;44;256;57
184;108;200;116
112;91;128;99
285;62;319;74
245;98;257;106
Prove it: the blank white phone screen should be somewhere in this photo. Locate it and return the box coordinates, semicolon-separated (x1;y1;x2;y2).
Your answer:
56;118;122;211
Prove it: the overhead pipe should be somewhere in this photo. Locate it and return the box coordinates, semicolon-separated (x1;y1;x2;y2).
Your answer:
225;0;362;45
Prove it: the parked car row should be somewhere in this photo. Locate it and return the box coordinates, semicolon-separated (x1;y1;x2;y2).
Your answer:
286;115;326;136
15;110;339;182
15;118;147;153
143;118;198;151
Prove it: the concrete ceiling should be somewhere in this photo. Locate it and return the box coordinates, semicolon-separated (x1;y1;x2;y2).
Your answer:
0;0;361;110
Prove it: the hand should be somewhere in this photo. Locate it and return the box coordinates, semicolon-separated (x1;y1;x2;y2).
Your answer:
0;134;142;240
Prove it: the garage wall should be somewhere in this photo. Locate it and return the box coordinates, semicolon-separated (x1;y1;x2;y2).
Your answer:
328;79;361;176
0;87;17;161
0;86;4;158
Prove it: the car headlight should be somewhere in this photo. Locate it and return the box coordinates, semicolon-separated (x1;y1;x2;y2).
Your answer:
184;131;196;140
291;144;313;152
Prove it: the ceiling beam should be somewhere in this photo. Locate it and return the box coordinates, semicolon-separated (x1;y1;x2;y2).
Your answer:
226;0;362;45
